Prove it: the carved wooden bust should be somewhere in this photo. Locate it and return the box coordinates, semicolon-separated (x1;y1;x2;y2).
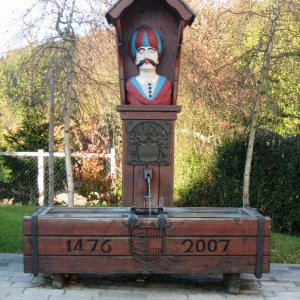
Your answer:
126;25;172;105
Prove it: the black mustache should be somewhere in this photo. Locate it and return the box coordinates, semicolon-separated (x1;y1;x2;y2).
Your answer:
136;59;159;67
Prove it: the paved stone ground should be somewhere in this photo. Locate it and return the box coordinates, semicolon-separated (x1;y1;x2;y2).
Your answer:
1;254;300;300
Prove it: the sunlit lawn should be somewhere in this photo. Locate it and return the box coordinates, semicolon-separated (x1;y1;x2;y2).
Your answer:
271;232;300;264
0;205;36;253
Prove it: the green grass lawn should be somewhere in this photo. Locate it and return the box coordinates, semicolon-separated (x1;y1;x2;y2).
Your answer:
0;205;36;253
271;232;300;264
0;205;299;264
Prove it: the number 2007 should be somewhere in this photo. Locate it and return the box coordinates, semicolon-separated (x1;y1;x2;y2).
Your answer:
182;239;230;254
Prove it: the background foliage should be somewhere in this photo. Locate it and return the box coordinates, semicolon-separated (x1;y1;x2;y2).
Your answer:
0;0;299;233
175;131;300;234
173;0;299;234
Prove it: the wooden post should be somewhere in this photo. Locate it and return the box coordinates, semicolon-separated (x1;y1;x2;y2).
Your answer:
223;273;240;295
106;0;195;208
51;274;64;289
117;105;181;207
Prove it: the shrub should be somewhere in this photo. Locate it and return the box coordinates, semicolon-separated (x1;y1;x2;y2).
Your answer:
0;156;38;204
176;131;300;234
73;122;121;206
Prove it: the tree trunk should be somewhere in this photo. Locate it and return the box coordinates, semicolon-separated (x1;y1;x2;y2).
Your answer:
64;45;75;207
243;0;278;206
48;60;55;206
55;0;77;207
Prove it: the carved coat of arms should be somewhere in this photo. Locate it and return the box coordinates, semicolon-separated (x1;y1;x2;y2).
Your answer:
127;121;170;164
129;225;166;264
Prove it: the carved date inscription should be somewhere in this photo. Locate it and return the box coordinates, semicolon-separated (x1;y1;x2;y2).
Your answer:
62;238;231;256
182;239;231;254
66;239;112;254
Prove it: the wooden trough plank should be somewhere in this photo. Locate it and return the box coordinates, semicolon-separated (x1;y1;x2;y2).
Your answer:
23;218;271;237
24;255;270;274
26;212;255;219
166;207;242;213
25;212;258;219
24;236;129;256
165;213;254;218
48;207;131;214
25;207;270;221
167;237;271;256
44;207;244;215
23;218;128;236
168;219;271;237
23;236;270;256
24;207;270;218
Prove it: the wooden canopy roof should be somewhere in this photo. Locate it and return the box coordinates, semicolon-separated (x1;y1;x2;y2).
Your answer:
106;0;196;26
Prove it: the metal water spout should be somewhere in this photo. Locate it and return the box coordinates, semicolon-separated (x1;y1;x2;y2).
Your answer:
143;168;152;215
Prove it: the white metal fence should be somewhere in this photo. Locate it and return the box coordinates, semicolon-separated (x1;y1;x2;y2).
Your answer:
0;149;116;205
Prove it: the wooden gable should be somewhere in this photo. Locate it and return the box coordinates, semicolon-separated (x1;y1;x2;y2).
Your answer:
106;0;196;104
106;0;196;26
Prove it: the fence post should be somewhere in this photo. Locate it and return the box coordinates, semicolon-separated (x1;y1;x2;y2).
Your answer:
38;149;45;206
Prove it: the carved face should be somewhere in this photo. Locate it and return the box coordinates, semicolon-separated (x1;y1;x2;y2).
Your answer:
135;46;159;70
129;25;163;63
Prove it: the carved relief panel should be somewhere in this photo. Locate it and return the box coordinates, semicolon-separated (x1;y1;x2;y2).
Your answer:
126;121;170;165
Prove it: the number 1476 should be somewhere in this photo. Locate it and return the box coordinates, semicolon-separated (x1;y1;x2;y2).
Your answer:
66;239;112;253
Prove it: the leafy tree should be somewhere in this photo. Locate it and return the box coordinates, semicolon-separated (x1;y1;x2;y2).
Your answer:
0;50;47;147
4;110;49;151
12;0;117;206
243;0;279;205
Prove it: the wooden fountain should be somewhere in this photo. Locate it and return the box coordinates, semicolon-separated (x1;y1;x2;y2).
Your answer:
23;0;271;294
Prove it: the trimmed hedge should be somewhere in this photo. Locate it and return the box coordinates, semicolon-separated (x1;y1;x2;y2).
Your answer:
176;131;300;234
